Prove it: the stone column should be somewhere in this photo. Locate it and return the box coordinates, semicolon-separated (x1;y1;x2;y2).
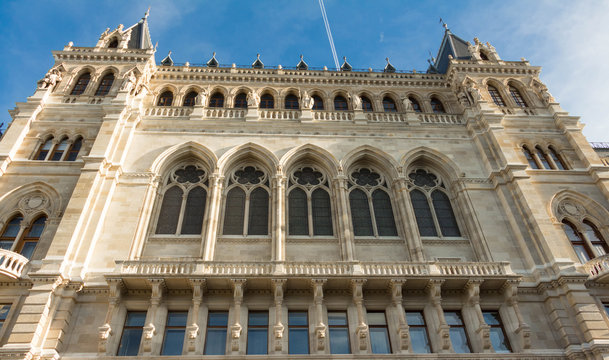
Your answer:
351;279;368;351
392;177;424;261
463;280;491;352
501;280;531;351
202;173;224;260
98;278;124;355
272;171;287;263
271;279;286;353
142;278;165;355
390;279;410;352
334;175;355;261
230;279;246;354
425;280;451;353
186;279;206;354
311;279;327;352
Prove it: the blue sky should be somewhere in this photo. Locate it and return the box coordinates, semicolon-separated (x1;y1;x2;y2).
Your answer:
1;1;608;141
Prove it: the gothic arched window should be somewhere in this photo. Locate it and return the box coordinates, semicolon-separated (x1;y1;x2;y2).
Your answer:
562;220;593;263
0;214;46;260
70;72;91;95
285;94;299;110
49;138;69;161
312;95;324;110
522;146;539;169
183;91;198;107
222;166;270;236
430;97;445;113
509;86;527;108
409;97;422;112
155;165;208;235
234;93;248;108
348;168;398;237
108;38;119;48
209;93;225;108
35;137;54;160
382;96;397;112
407;169;461;237
260;94;274;109
548;146;568;170
487;85;506;107
334;95;349;111
535;146;552;169
157;91;174;106
95;73;115;96
361;96;373;112
287;166;333;236
0;215;23;251
66;137;82;161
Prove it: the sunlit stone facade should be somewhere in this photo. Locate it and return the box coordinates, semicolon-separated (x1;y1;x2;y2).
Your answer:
1;13;609;360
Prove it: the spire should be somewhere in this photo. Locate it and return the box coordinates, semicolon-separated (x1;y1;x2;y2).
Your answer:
428;25;471;74
296;55;308;70
384;58;396;73
340;56;352;72
206;52;219;67
161;51;173;66
252;54;264;69
124;8;153;50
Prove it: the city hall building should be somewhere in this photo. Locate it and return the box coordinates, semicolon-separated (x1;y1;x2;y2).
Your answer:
1;11;609;359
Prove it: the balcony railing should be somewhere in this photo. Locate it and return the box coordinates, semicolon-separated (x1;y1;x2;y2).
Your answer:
145;106;193;117
418;113;463;125
584;255;609;282
205;108;246;119
259;109;300;120
313;110;353;121
366;112;406;123
0;249;28;279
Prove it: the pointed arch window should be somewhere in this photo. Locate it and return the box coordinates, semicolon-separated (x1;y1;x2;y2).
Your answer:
334;95;349;111
348;168;398;237
35;137;54;160
479;51;489;60
0;214;46;259
70;72;91;95
430;98;445;113
222;166;270;236
285;94;299;110
488;85;506;107
562;220;593;263
509;86;527;108
535;146;552;169
382;96;397;112
287;166;333;236
548;146;568;170
0;215;23;251
260;94;274;109
209;93;225;108
183;91;198;107
361;96;373;112
65;137;82;161
409;97;422;112
108;38;119;48
408;169;461;237
312;95;324;110
155;165;208;235
234;93;248;108
522;146;539;169
157;91;174;106
49;138;69;161
95;73;115;96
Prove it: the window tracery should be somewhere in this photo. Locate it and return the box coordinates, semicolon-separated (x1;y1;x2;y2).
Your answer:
95;73;115;96
287;166;333;236
556;200;609;263
33;135;83;161
0;213;47;260
70;72;91;95
222;165;270;236
509;86;527;108
407;169;460;237
487;85;506;107
348;167;397;237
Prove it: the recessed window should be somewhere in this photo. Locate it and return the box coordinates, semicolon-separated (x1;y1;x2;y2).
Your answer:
368;311;391;354
312;95;324;110
361;96;373;112
430;97;445;113
35;138;54;160
535;146;552;169
209;93;225;108
548;146;567;170
260;94;274;109
288;167;333;236
334;95;348;111
583;220;608;256
183;91;197;107
445;311;471;353
117;312;146;356
204;312;228;355
247;311;268;355
288;311;309;354
95;73;115;96
0;214;46;260
157;91;173;106
479;51;489;60
509;86;527;107
161;311;187;356
70;73;91;95
406;311;431;353
49;138;68;161
108;38;119;48
409;97;422;112
328;311;350;354
234;93;248;108
285;94;299;110
483;311;511;353
223;166;269;236
563;220;592;263
0;304;11;332
488;85;506;107
66;137;82;161
522;146;540;169
0;215;23;252
382;96;397;112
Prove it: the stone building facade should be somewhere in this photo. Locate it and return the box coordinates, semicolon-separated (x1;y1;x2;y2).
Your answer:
1;12;609;359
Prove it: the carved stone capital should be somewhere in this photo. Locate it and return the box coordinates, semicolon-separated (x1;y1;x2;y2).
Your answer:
272;278;287;305
231;278;246;302
311;278;326;303
390;279;406;304
356;324;369;350
398;325;410;351
315;324;327;351
351;278;366;301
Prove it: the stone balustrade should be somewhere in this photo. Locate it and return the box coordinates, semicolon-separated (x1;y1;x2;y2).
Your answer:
205;108;245;119
0;249;28;279
366;112;406;123
312;110;353;121
584;255;609;283
145;106;193;117
418;113;463;124
258;109;300;120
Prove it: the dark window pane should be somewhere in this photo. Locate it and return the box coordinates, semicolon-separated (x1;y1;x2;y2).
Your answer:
180;187;206;234
36;139;53;160
260;94;274;109
370;328;391;354
247;328;268;354
509;86;527;107
409;97;422;112
405;311;425;326
155;186;183;234
167;311;188;327
223;187;246;235
312;95;324;110
0;304;10;331
157;91;174;106
117;328;143;356
183;91;197;107
125;312;147;326
349;189;373;236
25;216;46;237
410;327;431;353
431;190;461;237
2;216;23;238
410;190;437;236
285;94;299;109
71;73;90;95
328;312;347;326
249;312;268;326
95;73;114;96
584;220;608;255
536;147;552;169
234;93;248;108
482;311;501;326
209;93;225;108
20;242;37;259
488;86;506;106
204;329;227;355
334;96;348;111
449;327;471;353
483;311;511;353
162;329;185;355
208;312;229;326
548;148;566;170
361;96;373;112
66;138;82;161
523;147;539;169
288;188;309;235
288;311;309;354
329;328;350;354
50;139;68;161
248;187;269;235
288;311;308;326
372;189;398;236
430;98;445;113
312;188;333;236
382;97;397;112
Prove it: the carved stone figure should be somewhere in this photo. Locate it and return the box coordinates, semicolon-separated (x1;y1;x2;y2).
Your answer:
196;88;208;106
39;68;63;89
540;86;555;105
457;89;471;107
301;90;313;110
466;82;483;103
352;93;362;111
247;91;260;107
401;96;413;111
120;71;137;93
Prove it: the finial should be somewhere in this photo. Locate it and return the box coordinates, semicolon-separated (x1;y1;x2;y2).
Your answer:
213;51;216;56
386;57;389;63
257;53;260;59
300;54;303;60
343;56;346;61
145;7;150;18
439;17;448;31
168;50;171;56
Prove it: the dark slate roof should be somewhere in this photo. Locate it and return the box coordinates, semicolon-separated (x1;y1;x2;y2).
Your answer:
340;57;352;71
252;54;264;69
125;13;153;50
296;55;308;70
206;52;219;67
430;28;472;74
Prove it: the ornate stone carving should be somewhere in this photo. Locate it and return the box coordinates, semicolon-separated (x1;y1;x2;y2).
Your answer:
558;200;585;219
301;90;313;110
247;91;260;107
38;67;63;90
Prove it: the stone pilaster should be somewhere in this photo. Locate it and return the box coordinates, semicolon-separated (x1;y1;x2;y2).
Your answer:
230;279;246;354
351;279;368;352
271;279;286;353
311;279;327;353
141;278;165;355
390;279;410;353
425;279;451;353
186;279;205;354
